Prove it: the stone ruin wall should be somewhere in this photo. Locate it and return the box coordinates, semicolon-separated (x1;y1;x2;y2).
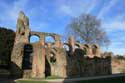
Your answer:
66;56;111;77
11;11;30;77
11;11;112;78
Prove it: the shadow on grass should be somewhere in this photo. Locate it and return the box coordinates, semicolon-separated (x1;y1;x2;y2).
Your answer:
76;76;125;83
15;75;125;83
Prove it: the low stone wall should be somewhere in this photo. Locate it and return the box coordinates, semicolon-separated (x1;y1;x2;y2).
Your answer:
66;55;112;78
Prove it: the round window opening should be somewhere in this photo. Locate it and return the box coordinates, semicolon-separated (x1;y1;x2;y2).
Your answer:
50;53;56;63
45;36;55;43
30;35;40;43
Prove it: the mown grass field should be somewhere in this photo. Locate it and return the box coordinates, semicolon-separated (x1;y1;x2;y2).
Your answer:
16;76;125;83
16;80;48;83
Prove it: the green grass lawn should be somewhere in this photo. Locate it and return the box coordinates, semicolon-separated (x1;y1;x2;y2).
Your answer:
16;76;125;83
46;75;62;79
16;75;62;83
16;80;49;83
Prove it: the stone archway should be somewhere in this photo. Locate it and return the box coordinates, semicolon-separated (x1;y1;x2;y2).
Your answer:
63;44;70;52
74;44;80;49
84;44;93;57
92;44;100;57
45;52;56;77
63;43;71;56
92;45;97;55
45;36;55;48
45;55;51;77
45;36;55;43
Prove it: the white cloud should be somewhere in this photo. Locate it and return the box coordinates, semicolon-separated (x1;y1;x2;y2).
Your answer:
101;40;125;55
0;0;29;30
8;0;28;21
59;4;73;16
56;0;98;17
0;0;28;23
103;21;125;31
97;0;118;19
108;48;125;55
86;0;98;14
30;22;49;31
103;15;125;31
101;14;125;55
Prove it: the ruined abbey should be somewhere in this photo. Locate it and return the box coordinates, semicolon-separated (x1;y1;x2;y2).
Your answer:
10;11;112;78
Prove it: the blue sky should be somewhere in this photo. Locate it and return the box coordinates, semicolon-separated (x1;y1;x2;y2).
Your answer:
0;0;125;55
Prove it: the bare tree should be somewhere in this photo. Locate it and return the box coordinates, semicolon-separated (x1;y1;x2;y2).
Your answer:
65;14;110;46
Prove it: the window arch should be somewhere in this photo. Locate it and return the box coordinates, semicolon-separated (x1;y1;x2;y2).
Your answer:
63;44;70;51
49;52;56;63
30;35;40;43
74;44;80;49
22;44;33;69
84;44;89;48
45;36;55;43
92;45;98;55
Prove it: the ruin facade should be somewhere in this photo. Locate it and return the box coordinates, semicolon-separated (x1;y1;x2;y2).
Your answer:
11;11;112;78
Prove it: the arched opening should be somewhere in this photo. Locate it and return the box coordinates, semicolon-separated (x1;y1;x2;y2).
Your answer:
45;52;56;77
92;45;97;55
84;44;90;56
22;44;33;70
63;44;70;52
45;36;55;43
84;44;89;48
83;47;87;56
74;44;80;49
50;52;56;63
30;35;40;43
45;56;51;77
45;36;55;48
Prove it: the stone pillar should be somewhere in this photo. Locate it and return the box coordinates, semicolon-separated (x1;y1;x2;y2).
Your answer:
54;35;60;48
32;47;45;78
47;43;51;48
88;49;93;58
15;11;30;44
68;36;75;52
40;35;45;46
79;44;83;49
11;11;30;77
60;42;63;48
